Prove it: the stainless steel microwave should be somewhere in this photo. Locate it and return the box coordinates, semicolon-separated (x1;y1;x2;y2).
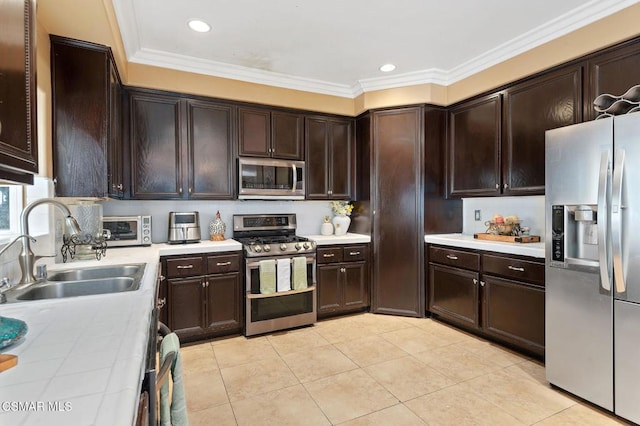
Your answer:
103;215;152;247
238;158;305;200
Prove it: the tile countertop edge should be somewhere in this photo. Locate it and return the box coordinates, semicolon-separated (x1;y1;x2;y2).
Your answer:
304;233;371;245
424;233;545;258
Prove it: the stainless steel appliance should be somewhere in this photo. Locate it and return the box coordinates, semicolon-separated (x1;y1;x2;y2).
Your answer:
168;212;201;244
545;113;640;424
233;213;317;336
103;215;152;247
238;157;305;200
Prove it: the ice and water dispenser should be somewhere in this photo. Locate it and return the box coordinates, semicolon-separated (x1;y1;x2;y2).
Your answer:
552;204;599;265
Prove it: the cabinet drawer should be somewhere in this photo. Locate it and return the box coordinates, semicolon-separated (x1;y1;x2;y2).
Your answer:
482;254;544;286
429;246;479;270
206;253;241;274
166;256;205;278
317;247;343;264
343;245;368;262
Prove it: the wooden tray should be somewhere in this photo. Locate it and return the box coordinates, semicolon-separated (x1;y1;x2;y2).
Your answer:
0;354;17;373
474;233;540;243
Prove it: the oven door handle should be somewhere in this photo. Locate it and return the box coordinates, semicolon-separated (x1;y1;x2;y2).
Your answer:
246;257;312;268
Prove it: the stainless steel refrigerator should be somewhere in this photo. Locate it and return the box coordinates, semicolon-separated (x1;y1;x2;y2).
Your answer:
545;112;640;424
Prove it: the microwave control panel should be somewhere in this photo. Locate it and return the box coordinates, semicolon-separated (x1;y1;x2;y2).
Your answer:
141;215;152;245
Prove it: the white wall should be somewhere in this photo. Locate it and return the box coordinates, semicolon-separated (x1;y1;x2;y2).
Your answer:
462;196;545;239
101;199;337;242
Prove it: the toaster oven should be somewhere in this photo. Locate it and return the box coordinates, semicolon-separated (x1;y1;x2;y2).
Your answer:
103;215;152;247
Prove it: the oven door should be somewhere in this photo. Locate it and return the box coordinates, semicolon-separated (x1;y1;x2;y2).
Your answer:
245;255;316;336
238;158;305;200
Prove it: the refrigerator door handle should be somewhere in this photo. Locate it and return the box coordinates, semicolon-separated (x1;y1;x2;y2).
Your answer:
597;150;612;292
612;149;626;293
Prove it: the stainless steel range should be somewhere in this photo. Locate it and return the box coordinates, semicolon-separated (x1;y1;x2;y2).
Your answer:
233;214;317;336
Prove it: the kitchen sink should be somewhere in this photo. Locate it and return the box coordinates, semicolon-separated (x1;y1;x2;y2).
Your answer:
16;277;140;300
3;263;146;303
46;264;143;281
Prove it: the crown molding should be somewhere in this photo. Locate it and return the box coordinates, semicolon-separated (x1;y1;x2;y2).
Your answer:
113;0;640;98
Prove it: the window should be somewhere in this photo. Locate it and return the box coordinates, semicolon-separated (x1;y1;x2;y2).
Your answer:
0;185;23;237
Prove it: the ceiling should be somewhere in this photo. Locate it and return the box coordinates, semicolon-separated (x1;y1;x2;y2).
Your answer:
111;0;639;98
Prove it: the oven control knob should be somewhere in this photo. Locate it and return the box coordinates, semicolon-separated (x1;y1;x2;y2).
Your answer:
254;245;262;253
280;243;287;251
303;242;310;249
295;243;302;250
263;244;271;252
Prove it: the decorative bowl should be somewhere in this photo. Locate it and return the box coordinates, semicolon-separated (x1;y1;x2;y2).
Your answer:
0;316;28;350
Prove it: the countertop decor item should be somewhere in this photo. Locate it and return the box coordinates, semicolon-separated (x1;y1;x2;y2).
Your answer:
320;216;333;236
0;315;28;350
330;201;353;236
209;210;226;241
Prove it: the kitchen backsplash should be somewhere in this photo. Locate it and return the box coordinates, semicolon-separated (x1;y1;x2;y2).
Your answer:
462;196;545;239
101;199;337;243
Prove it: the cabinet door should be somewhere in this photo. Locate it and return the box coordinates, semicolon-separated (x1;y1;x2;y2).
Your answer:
168;276;205;335
272;111;303;160
588;41;640;121
482;275;545;355
429;263;479;328
187;100;235;199
343;262;368;309
130;92;182;199
52;40;109;197
0;0;37;183
329;119;353;199
448;94;501;197
317;264;341;314
502;65;582;195
108;63;124;198
305;117;329;198
238;107;270;157
205;272;242;333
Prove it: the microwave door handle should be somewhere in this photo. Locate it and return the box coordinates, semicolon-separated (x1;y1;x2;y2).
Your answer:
291;164;298;193
612;148;626;293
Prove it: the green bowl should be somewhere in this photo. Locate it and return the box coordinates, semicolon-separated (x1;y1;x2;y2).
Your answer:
0;316;28;350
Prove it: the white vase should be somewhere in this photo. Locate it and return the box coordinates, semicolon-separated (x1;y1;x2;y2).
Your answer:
320;221;333;236
332;215;351;236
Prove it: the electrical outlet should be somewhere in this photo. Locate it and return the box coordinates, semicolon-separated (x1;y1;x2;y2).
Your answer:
474;210;481;221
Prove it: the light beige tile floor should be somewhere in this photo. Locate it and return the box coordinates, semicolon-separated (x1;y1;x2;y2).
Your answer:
179;313;630;425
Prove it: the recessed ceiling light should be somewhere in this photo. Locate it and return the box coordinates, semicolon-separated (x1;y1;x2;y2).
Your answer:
379;63;396;72
188;19;211;33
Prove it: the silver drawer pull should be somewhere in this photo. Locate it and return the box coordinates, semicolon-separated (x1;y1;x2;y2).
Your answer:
349;251;361;256
216;261;232;266
473;278;478;285
176;265;194;269
446;255;458;260
508;265;525;272
323;253;335;258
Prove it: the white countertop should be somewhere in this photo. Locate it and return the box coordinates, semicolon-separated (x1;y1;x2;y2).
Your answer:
0;240;241;426
424;233;545;258
304;233;371;245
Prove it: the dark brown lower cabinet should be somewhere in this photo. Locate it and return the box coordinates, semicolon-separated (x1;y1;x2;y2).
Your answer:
427;244;545;357
162;251;242;342
317;244;369;318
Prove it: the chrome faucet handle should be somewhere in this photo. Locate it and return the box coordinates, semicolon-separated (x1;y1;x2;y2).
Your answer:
0;277;11;291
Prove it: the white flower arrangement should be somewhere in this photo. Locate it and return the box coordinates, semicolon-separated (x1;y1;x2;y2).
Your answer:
330;201;354;216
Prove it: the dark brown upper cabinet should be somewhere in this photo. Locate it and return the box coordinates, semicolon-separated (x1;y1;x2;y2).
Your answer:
447;94;502;197
0;0;37;184
502;64;582;195
51;36;123;197
305;116;354;199
129;89;235;200
238;107;303;160
587;40;640;121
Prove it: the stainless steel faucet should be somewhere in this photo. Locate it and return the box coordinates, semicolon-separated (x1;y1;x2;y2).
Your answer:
15;198;82;288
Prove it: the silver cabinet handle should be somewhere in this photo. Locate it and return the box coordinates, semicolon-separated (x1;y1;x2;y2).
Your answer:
216;261;232;266
202;282;205;288
176;265;193;269
117;183;124;191
349;251;360;256
179;187;183;194
473;278;478;285
323;253;335;258
480;281;485;287
340;267;346;273
503;183;509;189
508;265;525;272
446;254;458;260
206;281;209;287
157;297;166;309
159;275;166;281
495;183;500;189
